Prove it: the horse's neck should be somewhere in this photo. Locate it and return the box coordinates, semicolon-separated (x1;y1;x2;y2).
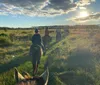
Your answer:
17;80;37;85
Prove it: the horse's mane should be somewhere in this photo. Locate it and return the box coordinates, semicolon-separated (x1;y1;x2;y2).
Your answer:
16;76;45;85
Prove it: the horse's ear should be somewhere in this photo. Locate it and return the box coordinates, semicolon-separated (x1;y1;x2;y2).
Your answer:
14;67;25;83
14;67;19;83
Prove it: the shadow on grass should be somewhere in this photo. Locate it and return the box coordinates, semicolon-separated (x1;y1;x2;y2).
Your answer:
0;53;31;74
67;48;96;71
58;71;95;85
52;48;96;85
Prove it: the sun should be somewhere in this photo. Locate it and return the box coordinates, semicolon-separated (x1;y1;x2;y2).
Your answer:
79;11;89;18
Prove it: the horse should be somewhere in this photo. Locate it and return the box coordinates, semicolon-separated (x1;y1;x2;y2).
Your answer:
14;67;49;85
29;44;43;75
42;35;52;50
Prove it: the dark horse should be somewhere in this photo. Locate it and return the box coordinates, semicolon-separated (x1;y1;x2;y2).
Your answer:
42;35;52;50
29;44;43;75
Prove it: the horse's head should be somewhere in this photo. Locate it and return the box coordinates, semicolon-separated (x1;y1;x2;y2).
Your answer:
14;68;45;85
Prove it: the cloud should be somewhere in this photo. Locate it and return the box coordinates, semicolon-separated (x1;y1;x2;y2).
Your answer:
42;0;77;12
0;12;7;15
68;12;100;23
77;0;96;6
0;0;95;17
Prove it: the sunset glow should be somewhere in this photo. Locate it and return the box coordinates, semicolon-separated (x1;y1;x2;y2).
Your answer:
79;11;89;18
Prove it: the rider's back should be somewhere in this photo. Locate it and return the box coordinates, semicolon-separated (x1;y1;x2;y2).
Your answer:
32;34;41;46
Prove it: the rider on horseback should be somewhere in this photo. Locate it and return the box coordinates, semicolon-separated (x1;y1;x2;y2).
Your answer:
29;29;45;75
43;28;52;49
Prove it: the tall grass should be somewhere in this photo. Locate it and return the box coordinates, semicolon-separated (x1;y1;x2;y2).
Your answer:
0;36;12;47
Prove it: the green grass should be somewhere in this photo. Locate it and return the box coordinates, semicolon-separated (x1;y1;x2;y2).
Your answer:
0;29;100;85
46;31;100;85
0;36;12;47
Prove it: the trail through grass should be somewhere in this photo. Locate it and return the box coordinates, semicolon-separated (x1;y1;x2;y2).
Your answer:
0;29;100;85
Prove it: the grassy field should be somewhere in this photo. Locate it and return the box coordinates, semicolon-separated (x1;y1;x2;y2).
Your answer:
0;28;100;85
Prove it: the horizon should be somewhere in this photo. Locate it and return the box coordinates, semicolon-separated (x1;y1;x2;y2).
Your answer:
0;24;99;29
0;0;100;28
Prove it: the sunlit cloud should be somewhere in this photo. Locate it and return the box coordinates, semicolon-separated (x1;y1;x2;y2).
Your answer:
67;12;100;23
77;0;96;6
79;7;86;9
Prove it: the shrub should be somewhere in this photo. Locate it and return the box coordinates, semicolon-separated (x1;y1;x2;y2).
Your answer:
0;36;12;47
21;31;27;34
0;33;8;37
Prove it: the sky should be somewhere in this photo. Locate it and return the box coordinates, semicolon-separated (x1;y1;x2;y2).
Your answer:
0;0;100;27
